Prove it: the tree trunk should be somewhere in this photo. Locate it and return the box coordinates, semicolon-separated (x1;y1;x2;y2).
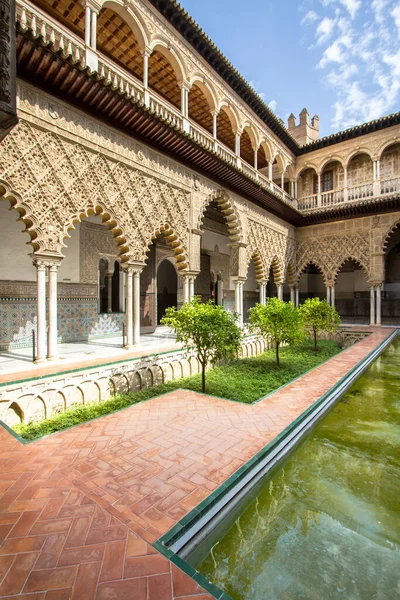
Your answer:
313;329;318;351
276;342;280;367
201;361;206;393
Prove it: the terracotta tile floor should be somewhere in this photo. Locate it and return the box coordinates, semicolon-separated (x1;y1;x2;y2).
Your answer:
0;328;394;599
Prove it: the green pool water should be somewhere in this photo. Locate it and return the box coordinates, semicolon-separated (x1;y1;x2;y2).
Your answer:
197;338;400;600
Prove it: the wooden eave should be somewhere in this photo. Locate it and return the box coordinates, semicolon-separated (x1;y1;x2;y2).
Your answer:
300;195;400;226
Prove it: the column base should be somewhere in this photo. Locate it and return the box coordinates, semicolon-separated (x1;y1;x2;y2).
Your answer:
47;355;59;361
34;357;47;364
124;344;134;350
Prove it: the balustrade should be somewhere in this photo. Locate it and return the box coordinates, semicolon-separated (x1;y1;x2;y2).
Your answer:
381;176;400;195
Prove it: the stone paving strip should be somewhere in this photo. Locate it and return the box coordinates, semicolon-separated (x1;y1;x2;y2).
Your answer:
0;328;393;599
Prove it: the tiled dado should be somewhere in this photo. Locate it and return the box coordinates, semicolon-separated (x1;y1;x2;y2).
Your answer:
0;298;125;350
0;328;393;599
0;337;267;425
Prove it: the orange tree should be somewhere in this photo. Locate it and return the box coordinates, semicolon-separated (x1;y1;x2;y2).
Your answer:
249;297;303;367
161;296;242;393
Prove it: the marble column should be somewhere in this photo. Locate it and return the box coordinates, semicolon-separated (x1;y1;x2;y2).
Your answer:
124;267;133;348
133;270;141;345
295;287;300;307
183;275;189;304
34;260;47;363
330;285;335;307
259;281;265;305
326;286;331;305
370;286;375;326
189;276;195;301
85;5;91;46
277;284;283;301
376;285;382;326
47;262;59;360
234;280;243;327
90;9;97;49
107;272;113;313
290;286;295;305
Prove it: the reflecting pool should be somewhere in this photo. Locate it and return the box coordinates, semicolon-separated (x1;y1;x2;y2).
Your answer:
198;338;400;599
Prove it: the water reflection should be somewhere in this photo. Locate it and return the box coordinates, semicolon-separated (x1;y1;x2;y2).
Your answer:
198;339;400;599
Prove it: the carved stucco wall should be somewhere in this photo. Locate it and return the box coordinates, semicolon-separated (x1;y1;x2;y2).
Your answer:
296;212;400;285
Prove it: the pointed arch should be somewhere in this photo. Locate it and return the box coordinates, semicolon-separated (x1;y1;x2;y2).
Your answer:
247;250;267;281
382;219;400;252
196;190;242;243
333;257;370;284
147;222;189;272
296;260;327;286
268;255;285;284
286;261;296;286
0;180;42;253
62;202;133;263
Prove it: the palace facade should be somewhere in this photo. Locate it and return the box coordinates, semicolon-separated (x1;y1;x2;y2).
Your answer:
0;0;399;365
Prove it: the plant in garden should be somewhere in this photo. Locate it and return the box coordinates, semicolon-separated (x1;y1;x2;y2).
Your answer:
299;297;341;351
161;296;242;392
249;297;303;367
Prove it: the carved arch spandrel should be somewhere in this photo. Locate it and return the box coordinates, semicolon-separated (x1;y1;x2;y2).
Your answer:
0;122;190;263
297;232;370;285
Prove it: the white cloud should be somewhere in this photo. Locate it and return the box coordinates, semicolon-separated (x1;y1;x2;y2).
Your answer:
392;6;400;35
316;17;335;44
302;10;319;24
301;0;400;131
268;100;278;112
338;0;361;18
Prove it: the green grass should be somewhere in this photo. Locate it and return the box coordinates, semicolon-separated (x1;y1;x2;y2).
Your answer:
12;339;341;441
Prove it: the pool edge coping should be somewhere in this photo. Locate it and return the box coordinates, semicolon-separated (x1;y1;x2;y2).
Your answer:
153;327;399;600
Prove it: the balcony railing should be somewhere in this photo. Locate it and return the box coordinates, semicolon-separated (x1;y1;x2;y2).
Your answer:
348;183;374;201
381;176;400;195
321;189;344;206
298;194;318;210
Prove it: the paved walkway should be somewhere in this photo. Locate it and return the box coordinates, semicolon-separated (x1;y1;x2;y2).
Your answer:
0;328;394;599
0;328;180;385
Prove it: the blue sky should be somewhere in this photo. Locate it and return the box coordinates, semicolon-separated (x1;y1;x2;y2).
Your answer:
178;0;400;137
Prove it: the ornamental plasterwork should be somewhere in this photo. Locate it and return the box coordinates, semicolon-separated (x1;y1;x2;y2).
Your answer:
16;82;194;190
0;121;190;264
247;219;296;283
296;231;371;284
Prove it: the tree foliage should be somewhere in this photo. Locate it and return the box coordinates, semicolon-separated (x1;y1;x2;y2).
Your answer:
299;297;341;351
161;296;242;392
249;297;303;367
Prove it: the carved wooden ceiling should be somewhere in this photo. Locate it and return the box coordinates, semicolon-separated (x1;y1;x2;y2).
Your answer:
217;108;235;152
188;84;213;133
148;50;180;109
240;129;254;165
97;8;143;80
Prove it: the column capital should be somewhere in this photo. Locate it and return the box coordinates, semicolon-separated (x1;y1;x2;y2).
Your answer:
141;46;152;58
31;255;63;269
84;0;101;14
122;262;145;275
